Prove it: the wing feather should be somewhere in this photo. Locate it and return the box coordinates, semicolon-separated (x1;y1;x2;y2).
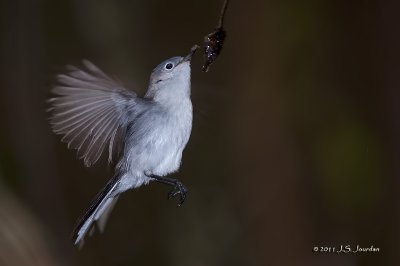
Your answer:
49;60;145;167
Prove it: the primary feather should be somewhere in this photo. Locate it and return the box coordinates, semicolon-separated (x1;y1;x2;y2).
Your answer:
49;60;144;166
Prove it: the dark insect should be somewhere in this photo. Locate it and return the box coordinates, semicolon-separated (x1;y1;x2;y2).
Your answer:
202;28;226;72
202;0;229;72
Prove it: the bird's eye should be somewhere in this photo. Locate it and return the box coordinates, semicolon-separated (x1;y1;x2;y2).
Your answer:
165;63;174;70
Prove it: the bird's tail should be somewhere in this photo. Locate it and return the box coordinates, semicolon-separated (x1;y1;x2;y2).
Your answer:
72;174;121;248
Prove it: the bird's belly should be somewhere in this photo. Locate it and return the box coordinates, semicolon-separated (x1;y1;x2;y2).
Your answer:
124;123;190;177
126;137;185;176
151;144;183;175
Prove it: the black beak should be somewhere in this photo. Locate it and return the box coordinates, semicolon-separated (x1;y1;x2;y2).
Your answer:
182;45;200;63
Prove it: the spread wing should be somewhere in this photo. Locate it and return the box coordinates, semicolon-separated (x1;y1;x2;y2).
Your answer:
48;60;145;167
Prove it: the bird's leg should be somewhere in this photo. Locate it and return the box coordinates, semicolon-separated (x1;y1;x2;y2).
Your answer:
148;175;188;206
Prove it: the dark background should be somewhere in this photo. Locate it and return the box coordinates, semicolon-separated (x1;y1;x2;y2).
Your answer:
1;0;400;265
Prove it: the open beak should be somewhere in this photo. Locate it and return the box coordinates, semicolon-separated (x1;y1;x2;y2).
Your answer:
181;45;200;63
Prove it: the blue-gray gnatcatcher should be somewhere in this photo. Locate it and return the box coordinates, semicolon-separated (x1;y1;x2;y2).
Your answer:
49;45;199;247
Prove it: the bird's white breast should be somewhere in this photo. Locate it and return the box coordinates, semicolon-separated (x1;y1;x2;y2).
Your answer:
123;98;192;179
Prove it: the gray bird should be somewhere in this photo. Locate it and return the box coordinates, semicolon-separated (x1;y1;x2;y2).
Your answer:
48;46;199;247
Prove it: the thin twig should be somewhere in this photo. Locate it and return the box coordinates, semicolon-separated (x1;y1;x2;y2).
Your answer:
217;0;230;29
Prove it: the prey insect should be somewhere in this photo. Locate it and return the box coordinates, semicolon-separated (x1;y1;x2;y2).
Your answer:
202;0;230;72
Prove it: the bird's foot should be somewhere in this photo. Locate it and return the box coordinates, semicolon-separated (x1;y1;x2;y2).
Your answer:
167;181;188;206
148;174;188;206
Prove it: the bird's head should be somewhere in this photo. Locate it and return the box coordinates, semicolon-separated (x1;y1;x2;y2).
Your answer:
146;46;199;102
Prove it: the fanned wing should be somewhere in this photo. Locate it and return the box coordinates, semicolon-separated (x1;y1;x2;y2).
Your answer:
48;60;144;167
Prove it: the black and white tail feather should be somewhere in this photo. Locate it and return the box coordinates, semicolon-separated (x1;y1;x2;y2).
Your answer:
72;174;120;248
48;60;144;247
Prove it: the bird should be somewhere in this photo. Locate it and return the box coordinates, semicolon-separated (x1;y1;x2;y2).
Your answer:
48;45;199;247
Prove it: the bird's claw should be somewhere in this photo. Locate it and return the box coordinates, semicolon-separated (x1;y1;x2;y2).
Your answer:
167;181;188;206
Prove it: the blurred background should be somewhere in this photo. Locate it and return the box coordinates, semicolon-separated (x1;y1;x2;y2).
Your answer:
0;0;399;265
